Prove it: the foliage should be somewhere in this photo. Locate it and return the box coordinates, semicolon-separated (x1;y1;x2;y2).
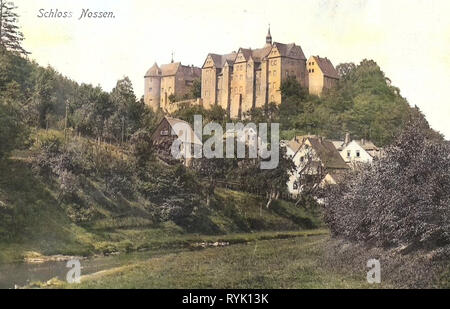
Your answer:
236;147;295;208
323;109;449;252
0;82;28;158
277;59;412;146
0;0;28;55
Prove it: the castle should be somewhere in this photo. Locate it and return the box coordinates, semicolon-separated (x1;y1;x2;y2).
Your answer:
144;27;339;118
144;59;201;112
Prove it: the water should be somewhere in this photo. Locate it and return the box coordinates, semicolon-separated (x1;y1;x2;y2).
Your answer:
0;248;186;289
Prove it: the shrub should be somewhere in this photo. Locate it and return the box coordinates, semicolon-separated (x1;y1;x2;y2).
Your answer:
323;109;450;252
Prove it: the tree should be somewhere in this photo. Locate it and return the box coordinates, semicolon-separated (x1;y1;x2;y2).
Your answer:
108;77;140;143
130;129;154;167
192;156;235;207
0;1;29;55
336;62;356;79
323;108;449;252
190;78;201;99
0;91;26;159
30;67;58;128
238;147;295;208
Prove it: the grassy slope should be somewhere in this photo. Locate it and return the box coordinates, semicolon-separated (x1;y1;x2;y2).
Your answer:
0;158;321;264
55;234;381;289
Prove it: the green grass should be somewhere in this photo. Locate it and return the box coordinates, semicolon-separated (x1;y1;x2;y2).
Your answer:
56;234;383;289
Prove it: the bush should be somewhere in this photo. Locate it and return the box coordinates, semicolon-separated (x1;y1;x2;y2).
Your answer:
323;109;450;252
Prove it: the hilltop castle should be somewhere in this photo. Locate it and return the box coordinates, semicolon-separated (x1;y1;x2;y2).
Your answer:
144;59;201;112
144;27;339;117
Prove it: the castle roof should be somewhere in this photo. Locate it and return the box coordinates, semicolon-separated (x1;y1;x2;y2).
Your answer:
271;42;306;60
203;37;306;70
160;62;181;76
145;63;161;77
311;56;340;79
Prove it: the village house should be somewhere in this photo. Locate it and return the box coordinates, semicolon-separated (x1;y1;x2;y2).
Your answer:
151;116;202;166
286;135;349;196
144;60;201;112
332;133;381;165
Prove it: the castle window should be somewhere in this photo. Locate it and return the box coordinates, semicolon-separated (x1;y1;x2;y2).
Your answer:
347;150;351;157
312;69;314;73
273;70;276;76
356;150;361;158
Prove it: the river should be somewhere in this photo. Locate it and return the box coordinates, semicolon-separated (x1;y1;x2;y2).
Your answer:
0;248;187;289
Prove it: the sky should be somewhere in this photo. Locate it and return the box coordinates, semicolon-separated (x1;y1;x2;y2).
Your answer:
15;0;450;138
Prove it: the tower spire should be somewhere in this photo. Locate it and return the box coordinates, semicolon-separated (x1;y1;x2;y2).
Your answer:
266;24;272;45
171;51;174;63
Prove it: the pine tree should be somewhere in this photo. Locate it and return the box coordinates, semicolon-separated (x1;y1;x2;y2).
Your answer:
0;0;29;55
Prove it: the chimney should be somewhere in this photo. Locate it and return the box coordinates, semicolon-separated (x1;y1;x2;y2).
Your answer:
318;136;323;144
345;132;351;145
361;138;365;145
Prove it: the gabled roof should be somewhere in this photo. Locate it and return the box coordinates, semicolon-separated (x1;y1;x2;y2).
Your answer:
355;140;378;151
294;136;349;170
160;62;181;76
237;48;253;62
271;42;306;60
204;52;237;69
311;56;339;79
251;45;272;62
286;139;301;153
165;117;203;145
331;140;345;151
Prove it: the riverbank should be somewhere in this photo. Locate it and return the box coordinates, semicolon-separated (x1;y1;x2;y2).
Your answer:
42;234;379;289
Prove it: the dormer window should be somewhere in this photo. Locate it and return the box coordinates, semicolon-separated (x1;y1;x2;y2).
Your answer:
356;150;360;157
347;150;351;157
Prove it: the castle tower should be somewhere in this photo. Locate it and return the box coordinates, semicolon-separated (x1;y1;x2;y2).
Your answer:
144;63;162;112
265;25;272;46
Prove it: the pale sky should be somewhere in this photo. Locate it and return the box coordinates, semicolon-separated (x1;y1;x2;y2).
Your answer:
15;0;450;138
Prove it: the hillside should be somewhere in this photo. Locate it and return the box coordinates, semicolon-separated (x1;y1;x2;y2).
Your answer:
0;136;321;264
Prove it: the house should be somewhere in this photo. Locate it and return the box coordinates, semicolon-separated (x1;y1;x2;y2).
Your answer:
151;116;202;166
307;55;340;96
286;135;349;196
333;133;381;165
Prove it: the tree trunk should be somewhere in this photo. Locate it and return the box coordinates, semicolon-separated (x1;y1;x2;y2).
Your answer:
266;190;280;209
